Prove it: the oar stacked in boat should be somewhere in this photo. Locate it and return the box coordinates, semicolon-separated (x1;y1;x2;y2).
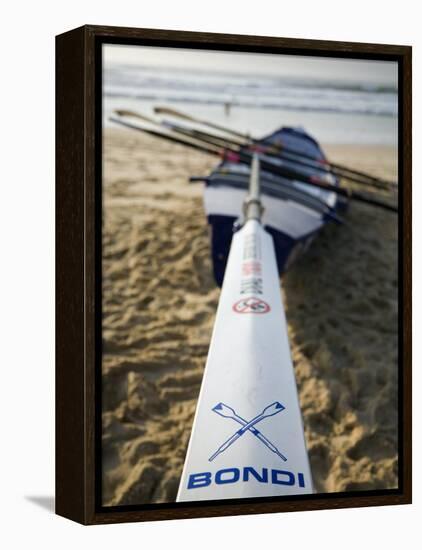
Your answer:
154;106;397;191
110;110;398;213
176;155;313;501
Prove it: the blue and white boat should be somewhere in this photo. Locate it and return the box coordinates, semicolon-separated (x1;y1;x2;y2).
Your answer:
202;127;345;286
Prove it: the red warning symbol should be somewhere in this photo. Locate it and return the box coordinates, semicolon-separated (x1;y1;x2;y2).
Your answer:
233;297;271;314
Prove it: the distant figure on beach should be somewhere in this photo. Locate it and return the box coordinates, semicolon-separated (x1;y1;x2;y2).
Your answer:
224;100;231;117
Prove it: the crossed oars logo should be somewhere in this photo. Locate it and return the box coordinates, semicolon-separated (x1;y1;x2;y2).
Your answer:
209;401;287;462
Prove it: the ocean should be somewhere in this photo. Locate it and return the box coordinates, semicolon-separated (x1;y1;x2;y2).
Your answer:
103;63;398;145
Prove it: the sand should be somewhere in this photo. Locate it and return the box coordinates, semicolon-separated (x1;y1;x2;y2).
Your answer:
101;128;398;505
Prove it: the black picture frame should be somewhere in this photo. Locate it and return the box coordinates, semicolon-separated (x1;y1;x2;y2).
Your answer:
56;24;412;525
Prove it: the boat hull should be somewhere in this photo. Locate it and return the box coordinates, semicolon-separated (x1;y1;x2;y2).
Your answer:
203;127;342;286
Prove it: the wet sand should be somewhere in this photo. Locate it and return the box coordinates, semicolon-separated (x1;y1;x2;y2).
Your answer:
102;128;398;505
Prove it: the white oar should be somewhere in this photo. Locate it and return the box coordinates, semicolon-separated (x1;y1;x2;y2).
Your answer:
177;155;313;502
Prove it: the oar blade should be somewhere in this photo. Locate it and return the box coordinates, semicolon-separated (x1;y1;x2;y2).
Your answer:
262;401;285;416
177;220;313;502
212;402;236;418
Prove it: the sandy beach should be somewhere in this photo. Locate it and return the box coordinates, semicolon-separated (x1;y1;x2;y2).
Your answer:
101;127;398;505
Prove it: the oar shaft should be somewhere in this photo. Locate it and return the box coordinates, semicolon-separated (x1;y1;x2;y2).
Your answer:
244;154;263;222
209;431;241;462
249;154;398;213
232;415;287;460
209;414;268;462
271;142;395;187
109;116;220;156
164;121;246;150
155;105;248;140
216;407;288;461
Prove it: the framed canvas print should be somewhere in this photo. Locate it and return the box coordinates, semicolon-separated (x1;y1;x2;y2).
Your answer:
56;25;412;525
